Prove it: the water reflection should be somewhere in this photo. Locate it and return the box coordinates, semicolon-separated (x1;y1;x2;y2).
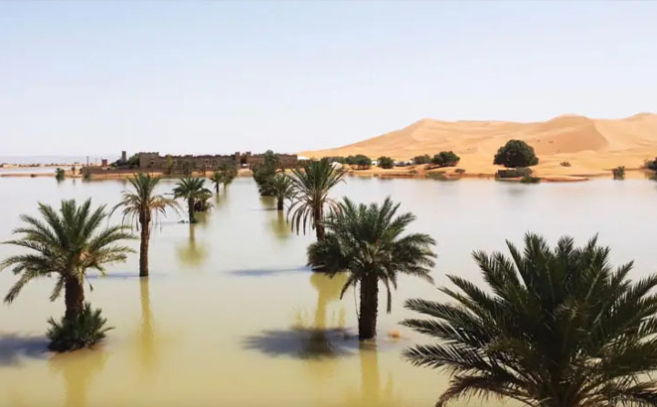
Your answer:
269;210;291;240
49;350;107;407
176;225;208;269
344;344;398;407
138;279;155;372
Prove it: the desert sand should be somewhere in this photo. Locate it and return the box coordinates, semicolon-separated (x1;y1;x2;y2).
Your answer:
301;113;657;178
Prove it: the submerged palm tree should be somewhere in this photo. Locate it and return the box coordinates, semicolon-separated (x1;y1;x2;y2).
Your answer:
210;171;224;194
288;158;346;240
173;177;211;223
112;174;180;277
271;173;295;211
0;199;133;322
402;233;657;407
308;197;436;340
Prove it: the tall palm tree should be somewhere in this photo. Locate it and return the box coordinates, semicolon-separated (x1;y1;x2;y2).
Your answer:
270;173;295;211
402;233;657;407
173;177;211;223
288;158;346;241
209;171;224;194
0;199;134;322
112;173;180;277
307;197;436;340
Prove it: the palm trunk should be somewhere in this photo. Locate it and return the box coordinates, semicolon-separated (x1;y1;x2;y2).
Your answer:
188;198;195;223
215;183;219;194
277;197;284;211
64;277;85;322
358;274;379;340
314;206;325;241
139;225;150;277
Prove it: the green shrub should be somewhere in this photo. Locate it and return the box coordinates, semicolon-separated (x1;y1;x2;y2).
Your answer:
454;168;466;175
494;140;539;168
431;151;460;167
645;158;657;172
413;155;431;165
520;175;540;184
377;156;394;169
560;161;571;167
47;304;112;352
496;167;533;179
612;166;625;180
55;168;65;181
353;155;371;170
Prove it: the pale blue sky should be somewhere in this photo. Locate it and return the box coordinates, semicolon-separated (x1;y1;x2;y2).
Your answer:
1;1;656;156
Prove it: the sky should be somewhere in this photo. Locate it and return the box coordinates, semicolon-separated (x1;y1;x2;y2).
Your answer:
1;1;656;157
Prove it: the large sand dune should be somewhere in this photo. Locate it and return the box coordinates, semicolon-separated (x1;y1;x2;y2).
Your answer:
301;113;657;177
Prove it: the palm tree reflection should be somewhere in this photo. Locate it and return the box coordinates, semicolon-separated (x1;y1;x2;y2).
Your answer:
49;349;107;407
176;224;208;269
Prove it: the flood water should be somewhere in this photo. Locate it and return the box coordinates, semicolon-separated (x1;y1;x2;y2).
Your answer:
0;176;656;407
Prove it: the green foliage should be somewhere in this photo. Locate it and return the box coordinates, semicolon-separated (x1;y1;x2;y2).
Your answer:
126;154;140;168
645;157;657;172
193;191;213;212
307;197;436;340
352;155;371;170
402;233;657;407
413;155;431;165
0;199;134;304
113;174;180;231
55;168;65;181
219;163;238;186
47;304;112;352
173;178;212;223
431;151;460;167
613;166;626;180
494;140;539;168
329;156;346;165
377;156;395;169
263;150;280;169
496;167;533;179
252;150;280;196
454;168;466;175
270;174;295;210
560;161;571;167
288;158;346;240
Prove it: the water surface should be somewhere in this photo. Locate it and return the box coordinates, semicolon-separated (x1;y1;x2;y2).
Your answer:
0;176;656;407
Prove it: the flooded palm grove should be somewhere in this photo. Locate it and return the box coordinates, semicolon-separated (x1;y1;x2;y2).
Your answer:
1;175;657;407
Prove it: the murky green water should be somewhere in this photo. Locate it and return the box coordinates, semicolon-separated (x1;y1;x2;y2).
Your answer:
0;176;656;407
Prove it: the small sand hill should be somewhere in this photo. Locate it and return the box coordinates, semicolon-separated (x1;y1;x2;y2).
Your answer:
301;113;657;177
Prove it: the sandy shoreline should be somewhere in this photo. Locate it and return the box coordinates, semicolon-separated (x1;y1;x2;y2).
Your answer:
2;166;654;183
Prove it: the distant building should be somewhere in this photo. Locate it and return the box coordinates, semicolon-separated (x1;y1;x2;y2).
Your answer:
121;151;127;164
137;151;298;172
101;159;108;167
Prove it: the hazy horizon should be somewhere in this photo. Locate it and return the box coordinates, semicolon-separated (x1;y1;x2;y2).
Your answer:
2;1;657;156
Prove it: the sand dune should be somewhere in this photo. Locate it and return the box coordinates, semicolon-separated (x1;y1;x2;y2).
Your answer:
300;113;657;177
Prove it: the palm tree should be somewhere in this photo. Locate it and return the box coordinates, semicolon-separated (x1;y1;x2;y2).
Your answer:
210;171;224;194
270;173;295;210
307;197;436;340
288;158;346;241
173;177;211;223
0;199;134;322
402;233;657;407
112;173;180;277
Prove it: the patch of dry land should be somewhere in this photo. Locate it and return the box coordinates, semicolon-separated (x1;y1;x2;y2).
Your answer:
301;113;657;180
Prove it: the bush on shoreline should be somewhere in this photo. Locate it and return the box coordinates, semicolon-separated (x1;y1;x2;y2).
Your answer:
431;151;460;168
494;140;539;168
377;156;394;169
